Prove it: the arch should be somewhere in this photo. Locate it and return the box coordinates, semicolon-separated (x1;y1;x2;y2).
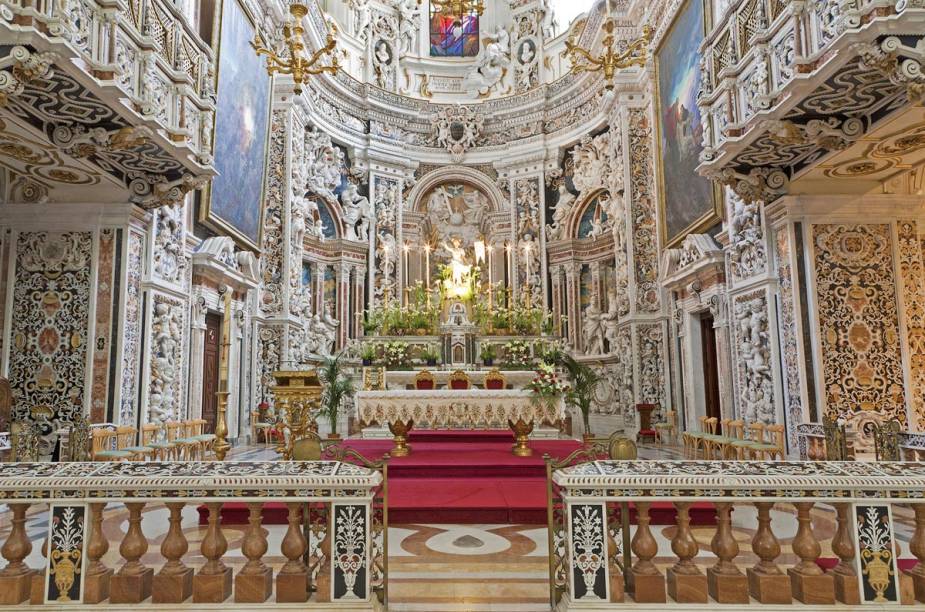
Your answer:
566;188;611;240
406;165;507;214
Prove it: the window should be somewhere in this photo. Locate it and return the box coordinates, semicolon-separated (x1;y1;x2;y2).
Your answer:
429;2;479;57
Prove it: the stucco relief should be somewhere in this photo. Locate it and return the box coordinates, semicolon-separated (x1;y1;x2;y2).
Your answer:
148;295;185;425
153;204;185;284
636;323;666;423
727;189;767;282
813;224;906;425
628;110;660;313
733;290;775;424
896;220;925;430
374;176;400;304
260;110;287;316
775;228;803;446
119;229;144;426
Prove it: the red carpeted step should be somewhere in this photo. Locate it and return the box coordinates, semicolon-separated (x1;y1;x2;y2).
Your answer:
407;429;519;444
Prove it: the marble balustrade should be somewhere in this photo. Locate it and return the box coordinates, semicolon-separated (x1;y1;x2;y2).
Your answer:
0;461;385;607
550;459;925;608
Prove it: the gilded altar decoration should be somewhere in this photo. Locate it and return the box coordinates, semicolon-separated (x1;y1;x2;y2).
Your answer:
855;504;899;603
253;3;339;95
45;504;87;603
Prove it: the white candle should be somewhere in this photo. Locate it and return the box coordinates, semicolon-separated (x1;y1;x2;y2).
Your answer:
425;244;431;289
487;245;493;289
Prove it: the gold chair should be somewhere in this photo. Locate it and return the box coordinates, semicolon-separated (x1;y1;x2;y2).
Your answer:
92;428;132;461
414;370;436;390
607;434;638;460
449;369;471;390
251;410;273;445
290;431;324;461
483;368;507;390
654;409;677;445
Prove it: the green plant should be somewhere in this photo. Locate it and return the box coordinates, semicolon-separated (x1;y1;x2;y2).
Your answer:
318;352;355;436
526;363;569;411
359;343;377;363
479;343;497;361
557;353;602;434
420;343;440;363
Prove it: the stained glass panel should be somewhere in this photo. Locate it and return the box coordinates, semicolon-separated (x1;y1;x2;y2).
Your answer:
429;3;479;57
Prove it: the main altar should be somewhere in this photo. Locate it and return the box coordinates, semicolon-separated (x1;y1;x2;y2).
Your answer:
355;237;571;456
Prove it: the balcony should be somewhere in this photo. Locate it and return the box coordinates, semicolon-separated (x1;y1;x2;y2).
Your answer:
0;0;215;206
696;0;925;202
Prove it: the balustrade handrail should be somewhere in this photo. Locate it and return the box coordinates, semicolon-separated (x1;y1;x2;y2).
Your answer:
0;460;382;501
553;459;925;499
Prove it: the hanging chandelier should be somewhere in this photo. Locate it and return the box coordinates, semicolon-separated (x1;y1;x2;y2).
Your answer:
564;18;652;89
252;2;339;95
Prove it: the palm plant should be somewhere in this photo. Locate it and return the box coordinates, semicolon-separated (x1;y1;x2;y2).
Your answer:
557;353;602;435
318;352;354;438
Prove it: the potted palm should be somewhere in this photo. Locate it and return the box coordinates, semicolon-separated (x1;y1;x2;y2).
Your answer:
319;352;354;439
359;343;377;366
558;354;602;441
420;343;439;366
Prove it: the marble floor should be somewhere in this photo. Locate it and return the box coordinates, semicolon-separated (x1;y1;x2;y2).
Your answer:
0;442;918;610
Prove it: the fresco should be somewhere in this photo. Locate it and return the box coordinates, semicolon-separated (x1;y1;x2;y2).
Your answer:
202;0;272;248
656;0;719;246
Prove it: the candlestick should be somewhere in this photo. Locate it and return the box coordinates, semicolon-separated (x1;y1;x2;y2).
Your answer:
425;243;431;290
213;287;233;461
523;243;532;308
505;242;512;302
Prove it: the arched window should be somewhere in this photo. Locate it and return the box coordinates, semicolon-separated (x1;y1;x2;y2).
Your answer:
429;2;479;57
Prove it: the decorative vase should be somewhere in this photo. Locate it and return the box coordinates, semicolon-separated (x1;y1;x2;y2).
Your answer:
575;551;602;599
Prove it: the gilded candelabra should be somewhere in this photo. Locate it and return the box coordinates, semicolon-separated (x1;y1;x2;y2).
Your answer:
564;19;653;89
252;2;339;95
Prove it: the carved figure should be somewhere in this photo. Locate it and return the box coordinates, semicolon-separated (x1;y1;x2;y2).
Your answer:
340;183;373;242
602;293;620;352
462;26;510;96
582;303;605;355
398;0;421;55
546;182;575;241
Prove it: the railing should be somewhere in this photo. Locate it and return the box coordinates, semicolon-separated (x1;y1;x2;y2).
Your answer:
697;0;914;163
550;459;925;608
0;457;387;607
1;0;215;161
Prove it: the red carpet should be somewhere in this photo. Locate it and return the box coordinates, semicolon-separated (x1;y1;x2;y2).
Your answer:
205;431;716;525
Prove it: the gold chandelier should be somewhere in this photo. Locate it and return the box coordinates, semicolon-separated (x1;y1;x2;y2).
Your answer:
430;0;485;16
252;2;339;95
565;19;653;89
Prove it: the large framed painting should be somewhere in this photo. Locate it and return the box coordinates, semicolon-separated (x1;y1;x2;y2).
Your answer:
199;0;272;250
655;0;722;248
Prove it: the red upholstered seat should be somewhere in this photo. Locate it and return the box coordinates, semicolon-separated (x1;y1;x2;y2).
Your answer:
450;378;470;390
416;379;435;390
485;378;504;390
449;370;471;389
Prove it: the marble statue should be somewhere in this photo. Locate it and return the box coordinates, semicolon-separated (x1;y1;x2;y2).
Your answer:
462;26;510;96
546;182;575;241
340;183;372;242
602;293;620;352
582;303;605;355
398;0;421;55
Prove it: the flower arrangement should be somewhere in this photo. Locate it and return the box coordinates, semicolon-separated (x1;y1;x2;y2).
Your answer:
359;343;377;365
479;343;497;366
526;363;569;410
420;343;440;365
502;339;534;369
381;341;412;368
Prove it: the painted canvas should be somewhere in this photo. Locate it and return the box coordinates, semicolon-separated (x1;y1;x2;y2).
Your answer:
656;0;720;247
201;0;272;249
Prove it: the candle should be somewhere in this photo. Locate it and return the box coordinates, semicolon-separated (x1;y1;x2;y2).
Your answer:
523;242;531;306
402;243;410;304
425;243;431;290
487;245;493;309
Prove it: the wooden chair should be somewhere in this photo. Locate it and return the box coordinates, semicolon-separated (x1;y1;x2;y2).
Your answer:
750;424;786;460
168;420;199;460
722;419;754;459
121;425;156;461
682;416;717;458
0;377;11;433
140;423;176;461
415;370;436;390
635;403;658;443
483;368;506;390
251;410;273;445
449;369;471;390
703;418;733;460
191;418;216;459
654;409;677;445
92;428;132;461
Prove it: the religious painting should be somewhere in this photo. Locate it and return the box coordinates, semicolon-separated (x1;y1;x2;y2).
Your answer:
429;3;479;57
577;193;609;239
199;0;272;250
655;0;721;248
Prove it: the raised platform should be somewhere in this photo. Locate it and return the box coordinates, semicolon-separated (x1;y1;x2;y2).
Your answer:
206;431;717;525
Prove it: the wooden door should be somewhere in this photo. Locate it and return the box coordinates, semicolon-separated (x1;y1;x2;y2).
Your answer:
700;312;722;433
201;312;221;433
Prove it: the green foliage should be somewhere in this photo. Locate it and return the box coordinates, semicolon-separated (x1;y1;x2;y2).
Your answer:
318;352;355;435
502;339;534;369
479;343;497;361
555;353;602;432
420;343;440;363
359;343;377;362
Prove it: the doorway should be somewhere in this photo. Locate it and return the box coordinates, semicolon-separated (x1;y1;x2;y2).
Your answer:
699;312;722;433
201;312;221;433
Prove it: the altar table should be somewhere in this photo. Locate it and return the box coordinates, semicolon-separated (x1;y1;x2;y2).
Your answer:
356;389;564;430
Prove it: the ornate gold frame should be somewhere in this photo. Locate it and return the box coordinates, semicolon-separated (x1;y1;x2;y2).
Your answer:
198;0;273;251
654;0;723;249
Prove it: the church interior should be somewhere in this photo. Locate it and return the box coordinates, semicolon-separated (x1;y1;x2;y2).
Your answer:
1;0;925;608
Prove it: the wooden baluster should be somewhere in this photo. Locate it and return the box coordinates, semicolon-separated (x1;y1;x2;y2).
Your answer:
84;503;112;604
29;536;47;604
905;504;925;603
235;502;273;603
746;502;791;604
707;502;748;603
110;502;153;603
829;502;860;604
153;502;193;603
787;501;834;603
0;503;33;604
667;501;706;602
193;501;232;603
607;518;625;603
277;502;308;603
630;501;665;603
